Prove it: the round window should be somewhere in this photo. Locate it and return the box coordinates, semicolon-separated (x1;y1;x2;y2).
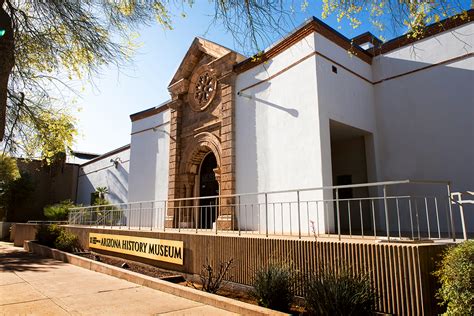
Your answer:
188;65;217;111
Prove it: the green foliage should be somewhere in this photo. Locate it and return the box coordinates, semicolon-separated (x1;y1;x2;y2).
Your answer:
2;0;179;159
91;187;110;209
44;200;76;221
89;186;122;226
91;186;110;206
320;1;468;40
36;224;80;252
95;186;109;199
23;111;78;165
35;224;63;248
93;197;109;206
0;156;34;221
0;155;20;219
250;262;295;312
54;229;80;252
433;240;474;316
0;155;20;184
304;268;376;316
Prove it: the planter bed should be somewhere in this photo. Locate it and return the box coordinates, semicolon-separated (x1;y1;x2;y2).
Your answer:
77;252;182;280
80;251;306;315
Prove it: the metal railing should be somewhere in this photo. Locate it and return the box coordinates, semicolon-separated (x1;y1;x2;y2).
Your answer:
27;221;69;225
68;180;472;241
451;191;474;240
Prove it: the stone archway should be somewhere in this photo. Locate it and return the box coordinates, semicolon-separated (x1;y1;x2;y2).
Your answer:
182;132;222;177
166;132;223;229
166;40;241;230
181;132;222;203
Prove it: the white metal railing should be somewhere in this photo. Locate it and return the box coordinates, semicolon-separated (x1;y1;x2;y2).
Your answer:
451;191;474;240
67;180;472;241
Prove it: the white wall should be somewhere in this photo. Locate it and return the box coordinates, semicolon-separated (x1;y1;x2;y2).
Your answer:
76;148;130;206
313;33;380;233
314;33;378;188
128;110;171;204
373;23;474;193
235;33;328;234
236;33;321;192
372;24;474;235
235;22;474;235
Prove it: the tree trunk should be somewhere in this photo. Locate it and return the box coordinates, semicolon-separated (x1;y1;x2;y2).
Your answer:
0;0;14;141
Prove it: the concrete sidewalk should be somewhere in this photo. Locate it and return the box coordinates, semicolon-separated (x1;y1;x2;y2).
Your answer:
0;243;237;315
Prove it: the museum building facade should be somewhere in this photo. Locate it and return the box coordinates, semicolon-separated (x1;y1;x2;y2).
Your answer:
76;11;474;234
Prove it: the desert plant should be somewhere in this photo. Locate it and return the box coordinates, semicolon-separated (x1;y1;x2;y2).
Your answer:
250;262;295;312
192;258;234;294
44;200;76;221
95;186;109;198
89;189;123;226
35;224;63;248
54;229;80;252
92;186;109;206
433;240;474;316
304;267;376;316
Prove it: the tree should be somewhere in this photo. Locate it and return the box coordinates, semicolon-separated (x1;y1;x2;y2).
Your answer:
95;186;109;199
0;0;146;161
93;186;109;205
0;0;14;142
0;1;469;162
0;154;19;219
317;0;470;40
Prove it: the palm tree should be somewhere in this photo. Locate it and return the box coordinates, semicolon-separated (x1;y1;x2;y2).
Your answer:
95;186;109;200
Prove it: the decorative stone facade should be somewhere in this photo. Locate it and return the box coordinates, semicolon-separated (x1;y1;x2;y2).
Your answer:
165;38;244;230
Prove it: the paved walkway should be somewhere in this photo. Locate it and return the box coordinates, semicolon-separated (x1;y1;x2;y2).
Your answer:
0;243;237;315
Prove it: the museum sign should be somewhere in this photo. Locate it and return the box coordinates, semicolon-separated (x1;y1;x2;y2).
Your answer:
88;233;183;265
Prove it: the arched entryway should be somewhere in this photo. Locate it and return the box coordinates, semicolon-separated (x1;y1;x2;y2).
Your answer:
166;132;228;230
198;152;219;229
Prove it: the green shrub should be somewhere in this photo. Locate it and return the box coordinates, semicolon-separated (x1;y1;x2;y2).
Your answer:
44;200;75;221
250;263;295;312
433;240;474;316
35;224;63;247
304;268;376;316
54;230;80;252
36;224;80;253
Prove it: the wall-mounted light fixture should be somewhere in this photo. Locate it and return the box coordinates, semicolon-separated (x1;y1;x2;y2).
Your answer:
110;157;122;169
237;91;253;99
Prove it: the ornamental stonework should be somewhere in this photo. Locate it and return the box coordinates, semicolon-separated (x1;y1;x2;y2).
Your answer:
188;65;217;112
167;38;244;230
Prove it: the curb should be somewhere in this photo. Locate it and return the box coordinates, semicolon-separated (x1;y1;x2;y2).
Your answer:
24;241;288;316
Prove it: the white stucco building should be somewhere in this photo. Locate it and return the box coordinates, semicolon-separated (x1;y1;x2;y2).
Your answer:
76;12;473;237
76;145;130;206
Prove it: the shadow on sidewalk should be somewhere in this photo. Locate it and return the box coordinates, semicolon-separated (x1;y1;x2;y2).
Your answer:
0;244;65;273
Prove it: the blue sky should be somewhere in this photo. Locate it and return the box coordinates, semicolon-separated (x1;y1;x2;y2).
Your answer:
72;1;470;154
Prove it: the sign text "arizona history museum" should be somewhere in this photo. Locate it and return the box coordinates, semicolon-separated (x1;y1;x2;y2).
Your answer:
89;233;183;265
